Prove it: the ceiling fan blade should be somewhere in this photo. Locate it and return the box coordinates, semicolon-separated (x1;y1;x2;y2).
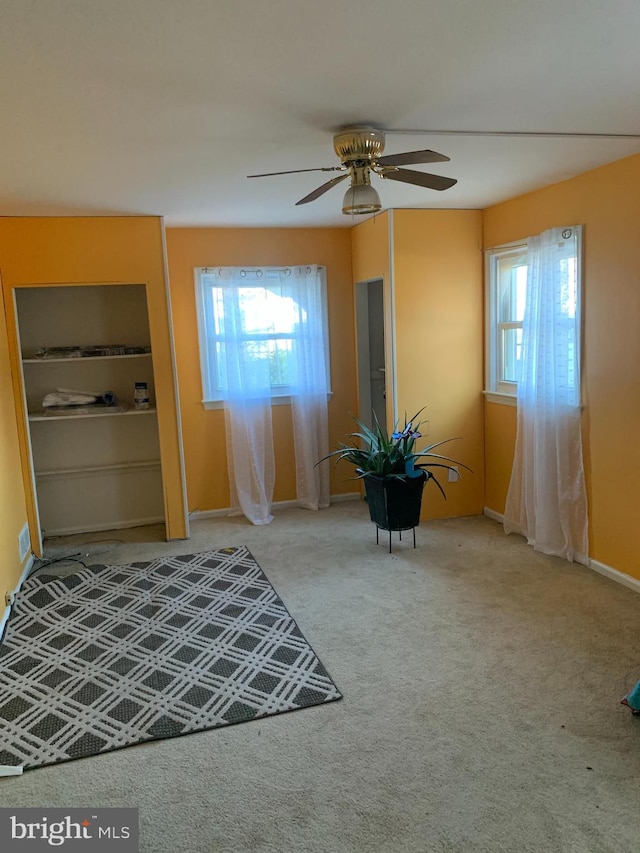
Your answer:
247;166;344;178
376;149;450;167
381;168;457;191
295;173;349;205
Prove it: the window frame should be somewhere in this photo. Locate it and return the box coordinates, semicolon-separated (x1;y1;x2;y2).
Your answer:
485;232;582;406
485;241;528;404
193;265;331;407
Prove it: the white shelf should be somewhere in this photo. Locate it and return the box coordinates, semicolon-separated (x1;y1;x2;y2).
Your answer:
23;353;152;364
35;460;161;478
29;407;157;422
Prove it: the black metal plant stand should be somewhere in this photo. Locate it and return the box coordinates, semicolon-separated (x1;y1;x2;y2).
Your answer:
375;525;417;553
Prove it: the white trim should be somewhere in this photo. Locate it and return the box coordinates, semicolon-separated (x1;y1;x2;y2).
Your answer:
588;558;640;595
483;391;517;407
189;492;361;521
28;408;157;422
388;209;398;424
23;353;152;364
11;287;44;556
484;507;640;595
327;492;362;504
484;247;494;393
160;220;190;541
484;506;504;523
0;554;36;638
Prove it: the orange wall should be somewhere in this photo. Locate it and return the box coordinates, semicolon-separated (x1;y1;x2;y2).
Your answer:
0;274;29;601
0;216;188;553
484;401;516;514
483;153;640;580
392;210;485;518
351;211;390;284
165;227;357;511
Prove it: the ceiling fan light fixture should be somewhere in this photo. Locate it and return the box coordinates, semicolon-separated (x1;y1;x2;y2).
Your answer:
342;182;381;215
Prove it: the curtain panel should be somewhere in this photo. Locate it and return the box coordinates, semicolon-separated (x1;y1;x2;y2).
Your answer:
504;226;589;562
202;266;329;524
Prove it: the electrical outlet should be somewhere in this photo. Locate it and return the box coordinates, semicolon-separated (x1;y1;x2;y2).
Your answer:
448;466;460;483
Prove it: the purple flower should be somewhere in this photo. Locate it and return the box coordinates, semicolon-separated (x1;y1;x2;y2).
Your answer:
393;423;422;441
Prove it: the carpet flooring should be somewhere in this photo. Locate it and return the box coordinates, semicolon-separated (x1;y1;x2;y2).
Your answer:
1;506;640;852
0;546;341;770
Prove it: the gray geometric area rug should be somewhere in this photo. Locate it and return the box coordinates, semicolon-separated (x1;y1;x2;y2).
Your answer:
0;547;341;771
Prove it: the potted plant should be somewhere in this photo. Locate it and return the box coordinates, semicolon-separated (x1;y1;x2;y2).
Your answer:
318;409;470;550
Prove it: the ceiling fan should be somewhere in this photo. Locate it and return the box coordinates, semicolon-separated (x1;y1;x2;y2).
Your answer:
247;125;457;216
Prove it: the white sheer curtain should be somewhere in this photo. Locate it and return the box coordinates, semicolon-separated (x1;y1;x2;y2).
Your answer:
281;265;330;510
504;226;588;562
217;268;275;525
203;265;330;525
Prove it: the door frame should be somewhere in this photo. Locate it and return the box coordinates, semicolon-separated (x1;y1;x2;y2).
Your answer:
354;275;396;433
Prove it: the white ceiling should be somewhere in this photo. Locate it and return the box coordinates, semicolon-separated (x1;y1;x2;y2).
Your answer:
1;0;640;228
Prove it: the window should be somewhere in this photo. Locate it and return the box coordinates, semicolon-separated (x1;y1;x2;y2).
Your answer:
485;244;528;396
485;236;580;401
194;266;330;403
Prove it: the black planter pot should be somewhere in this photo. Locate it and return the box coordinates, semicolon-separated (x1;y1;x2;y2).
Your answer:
363;472;427;549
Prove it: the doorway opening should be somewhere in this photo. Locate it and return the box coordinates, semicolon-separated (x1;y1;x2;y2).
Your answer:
355;278;386;431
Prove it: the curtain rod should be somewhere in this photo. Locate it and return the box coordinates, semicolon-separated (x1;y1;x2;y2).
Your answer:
201;266;323;276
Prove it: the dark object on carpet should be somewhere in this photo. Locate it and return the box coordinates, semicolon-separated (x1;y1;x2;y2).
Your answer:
0;547;341;771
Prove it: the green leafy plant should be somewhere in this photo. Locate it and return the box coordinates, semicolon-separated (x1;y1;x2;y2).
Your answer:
318;409;471;498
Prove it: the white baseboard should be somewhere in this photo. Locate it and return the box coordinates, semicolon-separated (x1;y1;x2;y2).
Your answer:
483;506;504;523
327;492;362;504
190;492;361;522
0;554;36;638
588;558;640;595
484;507;640;595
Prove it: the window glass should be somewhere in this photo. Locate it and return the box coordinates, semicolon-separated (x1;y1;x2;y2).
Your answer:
194;267;329;402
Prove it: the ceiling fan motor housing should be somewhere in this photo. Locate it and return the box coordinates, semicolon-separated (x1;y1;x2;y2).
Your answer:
333;126;385;165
